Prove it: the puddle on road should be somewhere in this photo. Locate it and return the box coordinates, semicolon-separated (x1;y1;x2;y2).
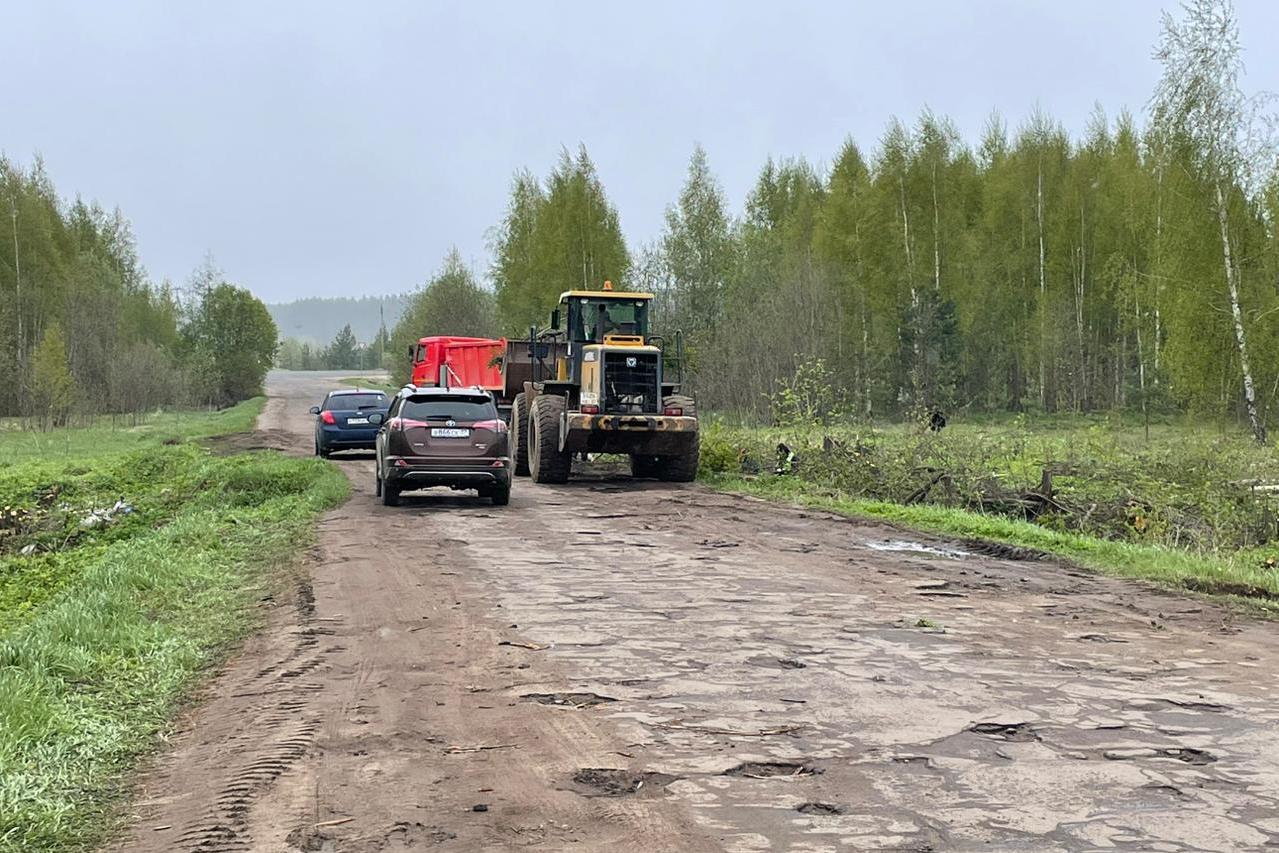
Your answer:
797;801;845;815
571;768;678;796
521;692;616;708
724;761;822;779
865;539;970;559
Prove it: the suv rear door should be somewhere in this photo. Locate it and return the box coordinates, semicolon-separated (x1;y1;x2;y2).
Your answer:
396;394;504;459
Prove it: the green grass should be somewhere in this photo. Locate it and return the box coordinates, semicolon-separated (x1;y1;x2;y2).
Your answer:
0;398;265;466
338;375;398;394
700;415;1279;606
0;404;349;852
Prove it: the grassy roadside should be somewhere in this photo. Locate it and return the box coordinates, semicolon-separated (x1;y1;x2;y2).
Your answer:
700;418;1279;609
0;399;263;465
0;402;349;852
338;375;397;394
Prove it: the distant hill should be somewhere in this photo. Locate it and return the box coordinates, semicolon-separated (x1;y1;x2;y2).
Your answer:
267;295;409;345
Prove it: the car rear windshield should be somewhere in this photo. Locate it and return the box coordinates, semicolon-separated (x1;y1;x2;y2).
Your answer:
400;396;496;422
324;393;387;411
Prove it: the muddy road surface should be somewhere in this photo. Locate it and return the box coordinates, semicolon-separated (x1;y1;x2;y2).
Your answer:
117;370;1279;852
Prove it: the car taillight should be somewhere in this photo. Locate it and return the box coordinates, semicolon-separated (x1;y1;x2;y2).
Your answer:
474;419;508;433
581;404;600;415
663;406;683;416
321;410;336;424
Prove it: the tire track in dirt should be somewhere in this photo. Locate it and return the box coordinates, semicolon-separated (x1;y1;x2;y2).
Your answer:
114;371;717;853
119;578;335;853
114;371;1279;853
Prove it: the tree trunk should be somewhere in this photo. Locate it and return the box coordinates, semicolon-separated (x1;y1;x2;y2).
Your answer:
931;163;941;292
899;174;921;404
1153;165;1163;378
1036;160;1047;411
1216;182;1265;443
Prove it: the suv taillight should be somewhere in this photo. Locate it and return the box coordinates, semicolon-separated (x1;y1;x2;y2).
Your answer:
321;410;336;424
474;419;508;433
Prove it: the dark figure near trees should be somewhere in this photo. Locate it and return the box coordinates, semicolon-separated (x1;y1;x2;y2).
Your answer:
775;442;799;475
929;410;947;432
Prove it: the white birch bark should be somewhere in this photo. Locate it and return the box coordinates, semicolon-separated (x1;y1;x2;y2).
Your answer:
1216;182;1265;442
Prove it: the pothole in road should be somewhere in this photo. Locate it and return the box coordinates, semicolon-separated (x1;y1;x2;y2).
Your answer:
968;722;1040;742
724;761;822;779
797;801;845;815
865;539;969;559
961;539;1050;561
747;655;807;670
521;692;616;708
1163;747;1217;765
571;768;678;797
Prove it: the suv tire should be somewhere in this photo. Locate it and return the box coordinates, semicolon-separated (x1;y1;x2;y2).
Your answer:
511;392;531;476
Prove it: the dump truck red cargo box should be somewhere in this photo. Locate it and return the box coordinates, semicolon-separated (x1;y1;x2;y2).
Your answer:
410;336;506;392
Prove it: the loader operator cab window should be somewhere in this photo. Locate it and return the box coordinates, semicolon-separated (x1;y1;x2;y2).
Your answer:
570;298;647;343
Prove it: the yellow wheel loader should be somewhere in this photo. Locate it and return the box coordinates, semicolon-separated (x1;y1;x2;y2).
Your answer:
502;283;699;484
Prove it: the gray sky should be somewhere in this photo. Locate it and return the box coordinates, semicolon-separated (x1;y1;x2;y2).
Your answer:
5;1;1277;303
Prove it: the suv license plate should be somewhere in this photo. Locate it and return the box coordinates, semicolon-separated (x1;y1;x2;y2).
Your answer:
346;417;369;425
431;428;470;438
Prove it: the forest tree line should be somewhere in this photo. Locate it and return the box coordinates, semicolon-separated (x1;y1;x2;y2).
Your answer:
476;1;1279;436
0;158;278;427
298;0;1276;439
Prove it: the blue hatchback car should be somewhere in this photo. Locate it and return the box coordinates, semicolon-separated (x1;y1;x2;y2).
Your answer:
310;388;391;457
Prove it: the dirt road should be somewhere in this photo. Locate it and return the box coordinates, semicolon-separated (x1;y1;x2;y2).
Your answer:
116;370;1279;852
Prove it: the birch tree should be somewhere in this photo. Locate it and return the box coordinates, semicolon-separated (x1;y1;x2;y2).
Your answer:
1151;0;1276;442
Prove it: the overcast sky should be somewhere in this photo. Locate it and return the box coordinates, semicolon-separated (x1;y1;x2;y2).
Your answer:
5;1;1277;303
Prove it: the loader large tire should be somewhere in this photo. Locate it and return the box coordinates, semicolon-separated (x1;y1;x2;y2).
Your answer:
530;395;572;484
510;392;531;476
657;395;699;483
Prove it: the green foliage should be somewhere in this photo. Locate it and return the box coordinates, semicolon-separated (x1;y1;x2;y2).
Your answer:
0;404;346;853
660;145;736;338
182;282;278;406
702;417;1279;597
770;357;848;428
0;157;185;421
0;398;264;466
388;249;498;384
492;147;630;332
28;323;73;431
322;324;361;370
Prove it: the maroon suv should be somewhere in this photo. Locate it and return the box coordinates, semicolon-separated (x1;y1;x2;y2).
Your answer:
374;386;512;507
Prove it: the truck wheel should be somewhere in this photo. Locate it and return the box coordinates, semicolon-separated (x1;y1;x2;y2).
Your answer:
530;395;571;484
630;454;661;479
657;395;699;482
511;392;531;476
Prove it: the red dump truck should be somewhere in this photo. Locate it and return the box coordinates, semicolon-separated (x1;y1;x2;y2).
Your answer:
409;336;510;413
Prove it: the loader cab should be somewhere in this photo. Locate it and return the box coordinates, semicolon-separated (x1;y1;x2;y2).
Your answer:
561;293;650;344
